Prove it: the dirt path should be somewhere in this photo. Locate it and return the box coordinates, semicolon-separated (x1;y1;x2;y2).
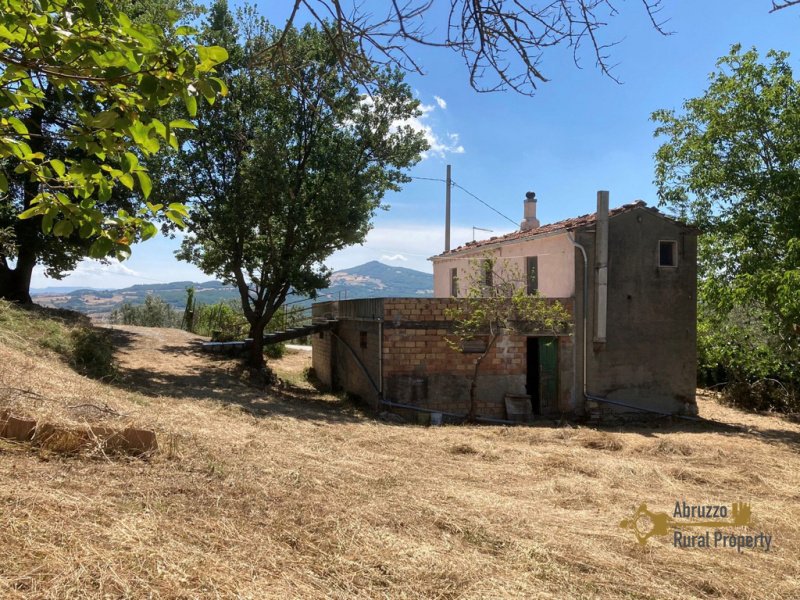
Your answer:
104;325;246;401
102;324;357;422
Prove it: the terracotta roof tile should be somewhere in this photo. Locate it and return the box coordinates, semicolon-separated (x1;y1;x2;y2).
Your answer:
433;200;685;258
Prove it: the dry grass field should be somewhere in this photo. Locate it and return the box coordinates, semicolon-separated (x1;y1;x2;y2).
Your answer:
1;302;799;599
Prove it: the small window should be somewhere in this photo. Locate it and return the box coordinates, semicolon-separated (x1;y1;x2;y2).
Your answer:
526;256;538;294
450;268;459;297
483;259;493;288
659;240;678;267
318;331;324;339
359;331;368;349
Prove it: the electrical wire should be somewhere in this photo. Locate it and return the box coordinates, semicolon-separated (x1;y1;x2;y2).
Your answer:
409;175;517;228
408;175;518;227
451;181;518;226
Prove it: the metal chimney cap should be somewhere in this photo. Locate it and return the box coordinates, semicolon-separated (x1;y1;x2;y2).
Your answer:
525;191;536;202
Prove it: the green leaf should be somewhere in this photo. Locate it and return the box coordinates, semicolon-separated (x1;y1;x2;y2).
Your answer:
93;110;118;129
0;172;7;192
89;237;114;258
119;173;135;190
183;92;197;117
165;210;186;228
42;213;54;234
169;119;196;130
136;171;152;199
53;220;74;237
139;74;159;96
168;202;189;217
18;206;43;220
141;222;158;241
121;151;139;173
98;178;112;202
79;222;95;238
196;45;229;69
209;77;228;97
49;159;65;177
115;243;132;261
6;116;27;135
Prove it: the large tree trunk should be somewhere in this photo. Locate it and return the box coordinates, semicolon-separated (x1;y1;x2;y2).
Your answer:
1;103;47;304
0;261;34;304
247;318;267;369
0;217;38;304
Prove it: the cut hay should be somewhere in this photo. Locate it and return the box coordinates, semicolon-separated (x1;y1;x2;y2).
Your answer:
0;315;798;598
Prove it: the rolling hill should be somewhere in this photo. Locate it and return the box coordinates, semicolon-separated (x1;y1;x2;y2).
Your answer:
32;261;434;316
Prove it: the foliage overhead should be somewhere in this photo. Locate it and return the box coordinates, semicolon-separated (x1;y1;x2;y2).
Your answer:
156;1;427;369
653;45;800;409
0;0;228;260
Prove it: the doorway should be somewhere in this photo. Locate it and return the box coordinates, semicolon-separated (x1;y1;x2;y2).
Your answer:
526;337;558;414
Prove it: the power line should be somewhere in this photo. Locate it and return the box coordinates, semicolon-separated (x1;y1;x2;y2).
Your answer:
451;181;518;227
408;175;447;183
408;174;518;228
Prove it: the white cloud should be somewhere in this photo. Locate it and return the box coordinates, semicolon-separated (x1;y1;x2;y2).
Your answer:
402;103;465;159
31;260;146;289
30;254;208;290
380;253;408;262
434;95;447;110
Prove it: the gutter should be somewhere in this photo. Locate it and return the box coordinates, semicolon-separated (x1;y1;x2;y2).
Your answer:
567;232;589;404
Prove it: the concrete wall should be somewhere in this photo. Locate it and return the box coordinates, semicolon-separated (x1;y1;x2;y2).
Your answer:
311;300;383;409
432;232;576;298
575;206;697;414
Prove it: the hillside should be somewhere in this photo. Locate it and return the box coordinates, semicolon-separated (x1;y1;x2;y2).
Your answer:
32;261;434;316
0;302;799;598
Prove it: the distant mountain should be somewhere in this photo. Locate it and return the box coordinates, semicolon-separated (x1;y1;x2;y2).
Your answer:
30;286;103;295
324;261;434;300
32;262;433;316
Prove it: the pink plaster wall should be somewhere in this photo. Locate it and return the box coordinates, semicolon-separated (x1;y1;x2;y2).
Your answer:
432;232;576;299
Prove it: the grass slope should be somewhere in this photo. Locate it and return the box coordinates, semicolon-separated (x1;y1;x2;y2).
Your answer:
0;302;799;598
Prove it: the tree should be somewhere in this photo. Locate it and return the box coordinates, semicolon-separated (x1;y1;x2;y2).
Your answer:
0;0;228;302
260;1;800;96
155;2;427;373
444;256;571;420
653;45;800;410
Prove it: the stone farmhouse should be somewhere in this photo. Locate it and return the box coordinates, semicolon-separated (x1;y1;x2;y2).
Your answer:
311;191;698;421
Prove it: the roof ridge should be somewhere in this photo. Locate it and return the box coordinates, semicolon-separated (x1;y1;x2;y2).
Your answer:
435;200;673;258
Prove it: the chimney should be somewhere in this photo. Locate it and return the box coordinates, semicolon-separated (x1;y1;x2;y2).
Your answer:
520;191;540;231
595;190;609;343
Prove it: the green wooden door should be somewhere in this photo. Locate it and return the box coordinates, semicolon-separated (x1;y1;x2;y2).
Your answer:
538;337;558;412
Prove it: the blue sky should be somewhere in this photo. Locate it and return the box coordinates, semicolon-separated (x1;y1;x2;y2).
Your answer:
31;1;800;289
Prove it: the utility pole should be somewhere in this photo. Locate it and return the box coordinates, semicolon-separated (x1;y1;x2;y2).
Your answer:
445;164;451;252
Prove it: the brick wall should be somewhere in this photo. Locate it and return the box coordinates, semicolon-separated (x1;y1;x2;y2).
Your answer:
381;299;574;418
313;298;575;419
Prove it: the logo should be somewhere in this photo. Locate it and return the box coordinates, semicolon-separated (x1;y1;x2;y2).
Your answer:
619;501;772;552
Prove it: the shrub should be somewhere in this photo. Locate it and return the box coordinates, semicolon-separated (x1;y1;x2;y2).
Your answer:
192;301;248;341
264;342;285;359
698;303;799;413
110;295;180;328
70;328;117;380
